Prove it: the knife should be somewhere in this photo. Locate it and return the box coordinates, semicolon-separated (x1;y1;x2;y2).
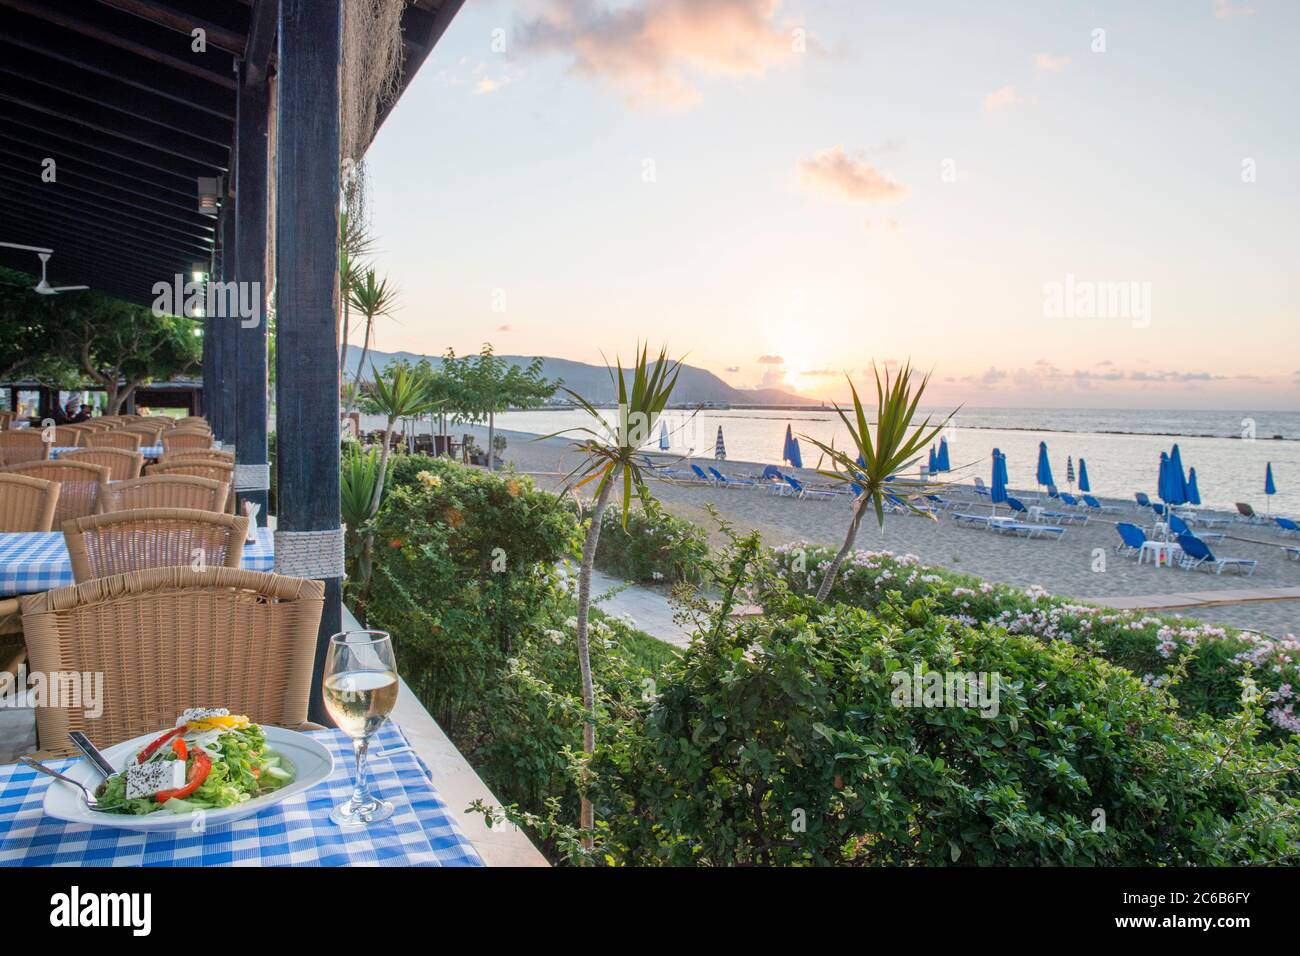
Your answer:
68;731;118;780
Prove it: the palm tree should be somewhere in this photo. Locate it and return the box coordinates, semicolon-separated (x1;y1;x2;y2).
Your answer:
802;363;954;601
547;344;682;849
348;271;399;404
338;209;376;383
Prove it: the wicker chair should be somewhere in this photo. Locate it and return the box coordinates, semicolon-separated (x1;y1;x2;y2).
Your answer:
176;416;209;428
158;449;235;466
0;431;51;466
46;426;85;447
1;459;111;524
98;474;228;513
0;472;60;532
62;507;249;582
148;460;235;512
61;447;144;482
161;430;213;454
0;409;14;430
21;567;325;751
85;430;144;452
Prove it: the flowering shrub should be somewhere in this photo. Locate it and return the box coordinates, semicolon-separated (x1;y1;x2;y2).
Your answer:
362;458;579;736
771;542;1300;734
571;499;709;584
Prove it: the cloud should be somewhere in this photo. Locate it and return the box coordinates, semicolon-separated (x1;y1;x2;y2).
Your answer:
799;368;838;377
983;85;1032;111
797;146;909;203
1213;0;1256;18
496;324;512;332
724;365;740;373
1032;53;1071;73
475;76;514;95
757;354;784;364
517;0;802;109
758;366;787;388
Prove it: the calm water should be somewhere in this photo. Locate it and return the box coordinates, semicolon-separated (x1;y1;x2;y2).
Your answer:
492;406;1300;514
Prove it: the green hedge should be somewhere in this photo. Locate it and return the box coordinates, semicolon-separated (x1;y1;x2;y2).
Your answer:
771;542;1300;736
571;500;709;584
590;585;1300;865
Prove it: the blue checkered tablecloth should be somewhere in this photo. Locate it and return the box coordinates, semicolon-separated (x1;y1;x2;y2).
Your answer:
0;722;483;866
50;445;164;459
0;526;275;597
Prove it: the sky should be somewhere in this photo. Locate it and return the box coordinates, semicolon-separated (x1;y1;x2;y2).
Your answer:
362;0;1300;409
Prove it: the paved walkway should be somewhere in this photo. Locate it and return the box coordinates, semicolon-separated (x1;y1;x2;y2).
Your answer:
1101;586;1300;612
588;570;691;648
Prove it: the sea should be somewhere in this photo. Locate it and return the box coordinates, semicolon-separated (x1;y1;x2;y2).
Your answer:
489;406;1300;515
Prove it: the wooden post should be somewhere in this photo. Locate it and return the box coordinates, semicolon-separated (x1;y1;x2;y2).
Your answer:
234;69;270;526
218;192;239;448
275;0;343;723
207;204;229;438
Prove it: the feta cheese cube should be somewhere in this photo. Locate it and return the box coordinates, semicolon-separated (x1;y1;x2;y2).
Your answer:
177;707;229;725
125;759;186;799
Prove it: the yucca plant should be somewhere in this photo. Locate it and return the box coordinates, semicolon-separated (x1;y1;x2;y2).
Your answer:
337;209;376;382
545;343;682;850
803;363;955;601
340;444;383;595
365;361;439;517
348;270;399;403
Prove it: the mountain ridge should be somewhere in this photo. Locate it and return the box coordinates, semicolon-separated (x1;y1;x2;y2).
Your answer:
343;346;822;406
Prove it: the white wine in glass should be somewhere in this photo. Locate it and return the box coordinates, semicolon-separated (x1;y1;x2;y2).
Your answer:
323;630;398;827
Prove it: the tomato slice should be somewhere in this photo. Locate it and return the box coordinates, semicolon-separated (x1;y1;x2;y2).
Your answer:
171;738;188;761
136;727;184;764
155;750;212;803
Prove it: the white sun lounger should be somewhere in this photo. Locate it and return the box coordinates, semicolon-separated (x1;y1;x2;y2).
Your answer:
952;512;993;526
990;520;1066;540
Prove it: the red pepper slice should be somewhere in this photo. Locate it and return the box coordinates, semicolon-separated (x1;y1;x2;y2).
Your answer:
171;738;188;761
136;727;184;764
156;750;212;803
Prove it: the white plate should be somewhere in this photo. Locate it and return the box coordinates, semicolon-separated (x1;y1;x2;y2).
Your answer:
42;725;334;832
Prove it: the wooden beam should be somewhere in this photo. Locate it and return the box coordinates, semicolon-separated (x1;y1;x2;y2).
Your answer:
242;0;278;86
0;39;233;146
0;74;230;169
276;0;343;723
0;0;237;90
234;70;270;523
0;124;201;199
91;0;248;56
0;9;235;119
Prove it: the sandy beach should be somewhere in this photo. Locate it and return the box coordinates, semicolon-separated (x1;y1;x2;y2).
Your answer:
418;423;1300;639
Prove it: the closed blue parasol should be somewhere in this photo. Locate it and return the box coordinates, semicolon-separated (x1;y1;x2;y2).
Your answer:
991;448;1009;514
1066;455;1075;491
1266;462;1276;515
928;446;938;475
1167;444;1189;506
1157;452;1171;507
1186;467;1201;506
1036;441;1054;495
936;437;951;472
659;419;670;450
1078;458;1091;494
714;426;726;460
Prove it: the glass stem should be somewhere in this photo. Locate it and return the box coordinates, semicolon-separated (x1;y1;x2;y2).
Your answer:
351;736;372;808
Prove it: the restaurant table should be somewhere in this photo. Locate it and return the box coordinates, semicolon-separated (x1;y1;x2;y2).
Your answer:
49;445;164;459
0;526;274;597
0;722;483;866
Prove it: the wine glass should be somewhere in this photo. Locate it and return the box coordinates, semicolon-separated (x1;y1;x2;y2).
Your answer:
323;630;399;827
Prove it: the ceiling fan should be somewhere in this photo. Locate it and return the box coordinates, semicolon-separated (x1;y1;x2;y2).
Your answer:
0;242;90;295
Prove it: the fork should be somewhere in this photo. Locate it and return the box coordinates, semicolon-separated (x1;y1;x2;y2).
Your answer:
18;756;124;811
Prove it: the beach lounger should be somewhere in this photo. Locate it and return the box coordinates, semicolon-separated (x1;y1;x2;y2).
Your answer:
781;476;837;500
1190;513;1233;529
952;512;993;527
1169;514;1223;543
708;466;755;489
1235;502;1266;524
990;520;1066;540
1275;517;1300;537
1174;534;1257;576
1114;522;1148;557
1134;492;1152;509
925;494;957;511
973;477;991;498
